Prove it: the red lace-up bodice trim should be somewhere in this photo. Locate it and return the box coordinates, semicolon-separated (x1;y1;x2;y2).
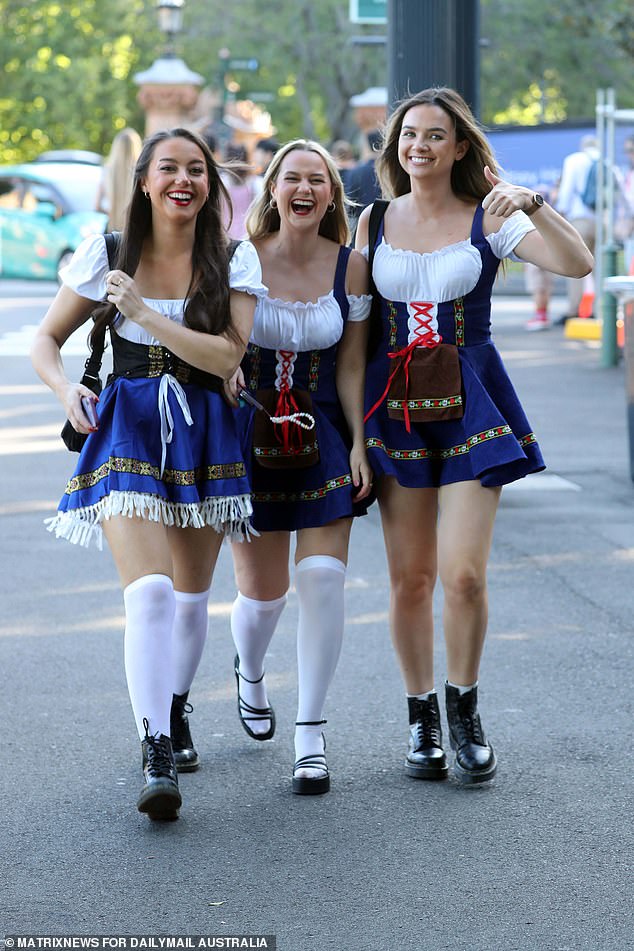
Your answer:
365;301;441;432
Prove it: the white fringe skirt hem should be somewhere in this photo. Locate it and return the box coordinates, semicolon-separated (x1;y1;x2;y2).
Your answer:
45;490;255;550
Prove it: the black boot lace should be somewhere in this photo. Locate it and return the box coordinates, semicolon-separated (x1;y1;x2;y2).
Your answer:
411;698;442;749
143;724;175;778
454;705;485;747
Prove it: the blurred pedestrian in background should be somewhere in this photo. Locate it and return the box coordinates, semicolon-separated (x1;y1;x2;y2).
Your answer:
330;139;356;194
32;128;263;822
346;129;382;232
221;142;259;239
555;135;598;320
95;127;143;232
524;182;557;331
225;139;372;796
356;87;593;787
252;137;280;181
615;135;634;271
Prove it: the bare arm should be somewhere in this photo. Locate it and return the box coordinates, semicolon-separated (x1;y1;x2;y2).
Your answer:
336;249;373;499
482;166;593;278
354;204;372;252
30;285;101;433
105;271;256;380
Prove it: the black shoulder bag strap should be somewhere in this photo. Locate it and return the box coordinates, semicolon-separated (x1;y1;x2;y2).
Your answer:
367;199;389;357
82;231;121;386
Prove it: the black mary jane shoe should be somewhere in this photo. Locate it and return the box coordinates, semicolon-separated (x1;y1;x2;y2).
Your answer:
445;683;497;784
292;720;330;796
234;654;276;741
137;718;182;821
170;691;200;773
405;694;449;781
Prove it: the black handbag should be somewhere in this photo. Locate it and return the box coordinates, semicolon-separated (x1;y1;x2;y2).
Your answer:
60;231;121;451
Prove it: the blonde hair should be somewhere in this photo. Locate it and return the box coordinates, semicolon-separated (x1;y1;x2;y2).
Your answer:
246;139;350;245
376;87;499;201
103;127;143;231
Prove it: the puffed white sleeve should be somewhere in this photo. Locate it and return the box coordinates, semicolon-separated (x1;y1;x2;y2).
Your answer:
486;212;536;261
229;240;268;297
347;294;373;321
58;232;110;301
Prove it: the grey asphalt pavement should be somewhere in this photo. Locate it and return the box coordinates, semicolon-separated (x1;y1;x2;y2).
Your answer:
1;284;632;950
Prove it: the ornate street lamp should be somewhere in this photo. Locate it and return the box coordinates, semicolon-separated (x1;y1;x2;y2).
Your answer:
134;0;203;135
156;0;184;58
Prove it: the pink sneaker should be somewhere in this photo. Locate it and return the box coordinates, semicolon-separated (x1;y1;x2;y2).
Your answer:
525;313;550;331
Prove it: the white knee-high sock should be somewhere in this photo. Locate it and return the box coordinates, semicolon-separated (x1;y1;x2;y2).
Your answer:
171;588;210;697
294;555;346;766
231;591;286;735
123;574;176;740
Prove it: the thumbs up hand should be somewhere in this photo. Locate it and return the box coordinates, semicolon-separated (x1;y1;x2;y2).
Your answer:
481;165;537;218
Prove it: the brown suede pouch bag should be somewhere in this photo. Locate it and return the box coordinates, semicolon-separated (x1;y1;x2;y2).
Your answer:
252;388;319;469
387;344;463;422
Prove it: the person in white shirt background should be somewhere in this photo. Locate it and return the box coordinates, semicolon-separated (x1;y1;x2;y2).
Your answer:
555;135;599;321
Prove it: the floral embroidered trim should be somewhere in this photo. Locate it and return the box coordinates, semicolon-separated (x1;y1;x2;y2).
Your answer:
387;395;463;411
253;440;318;460
366;424;517;460
253;473;351;503
308;351;320;391
388;301;398;349
65;456;246;494
247;344;261;392
454;297;465;347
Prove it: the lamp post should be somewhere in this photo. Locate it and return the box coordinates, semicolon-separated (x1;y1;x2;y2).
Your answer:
134;0;204;136
156;0;184;58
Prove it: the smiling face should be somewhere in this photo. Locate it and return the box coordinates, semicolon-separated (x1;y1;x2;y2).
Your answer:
397;103;468;182
141;135;209;222
270;148;334;229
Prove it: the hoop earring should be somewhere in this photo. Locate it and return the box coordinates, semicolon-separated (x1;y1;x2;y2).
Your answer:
143;191;149;199
269;197;277;209
327;201;336;212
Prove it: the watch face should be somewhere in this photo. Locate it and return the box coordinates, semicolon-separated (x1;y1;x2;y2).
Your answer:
534;193;544;207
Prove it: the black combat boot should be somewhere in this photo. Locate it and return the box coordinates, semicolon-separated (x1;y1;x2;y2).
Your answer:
405;694;448;780
170;692;200;772
137;718;182;820
445;683;497;784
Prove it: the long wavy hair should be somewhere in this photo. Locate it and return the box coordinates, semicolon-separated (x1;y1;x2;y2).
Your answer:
90;127;236;348
245;139;350;245
376;87;499;201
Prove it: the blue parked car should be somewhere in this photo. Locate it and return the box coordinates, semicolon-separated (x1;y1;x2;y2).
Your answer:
0;161;107;280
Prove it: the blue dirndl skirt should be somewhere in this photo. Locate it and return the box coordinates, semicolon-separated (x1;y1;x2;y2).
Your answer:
47;374;254;549
236;394;371;533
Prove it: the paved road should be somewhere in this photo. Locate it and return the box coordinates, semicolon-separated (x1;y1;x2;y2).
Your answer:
1;283;632;950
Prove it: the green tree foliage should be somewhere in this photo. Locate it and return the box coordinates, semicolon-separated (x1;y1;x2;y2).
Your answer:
1;0;633;164
0;0;156;162
180;0;384;144
480;0;634;124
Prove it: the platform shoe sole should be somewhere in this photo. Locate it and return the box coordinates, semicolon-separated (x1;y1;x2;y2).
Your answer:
137;781;182;820
405;759;449;781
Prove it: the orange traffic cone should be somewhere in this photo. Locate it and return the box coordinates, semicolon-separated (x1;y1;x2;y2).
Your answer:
578;291;594;319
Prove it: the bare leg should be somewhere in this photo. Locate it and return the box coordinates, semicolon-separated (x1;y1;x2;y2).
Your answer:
376;477;439;694
437;480;500;686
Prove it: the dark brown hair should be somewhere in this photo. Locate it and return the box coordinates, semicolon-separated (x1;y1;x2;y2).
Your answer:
90;127;236;348
376;87;499;201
